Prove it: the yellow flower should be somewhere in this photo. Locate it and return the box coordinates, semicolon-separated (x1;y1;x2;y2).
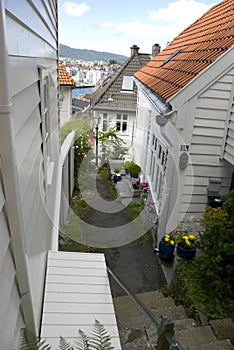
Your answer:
183;235;189;240
185;240;191;247
164;236;170;242
189;234;195;240
170;240;175;246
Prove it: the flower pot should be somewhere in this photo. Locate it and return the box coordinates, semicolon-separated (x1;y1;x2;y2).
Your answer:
132;184;139;190
159;238;175;260
130;173;138;178
176;244;197;259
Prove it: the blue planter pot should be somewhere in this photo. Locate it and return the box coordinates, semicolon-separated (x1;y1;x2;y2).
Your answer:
159;238;175;260
130;173;139;179
132;184;139;190
177;245;197;259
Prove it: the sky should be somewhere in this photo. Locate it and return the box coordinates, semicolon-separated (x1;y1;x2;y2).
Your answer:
58;0;220;57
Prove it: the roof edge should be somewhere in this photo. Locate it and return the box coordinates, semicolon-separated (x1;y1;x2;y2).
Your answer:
134;77;172;115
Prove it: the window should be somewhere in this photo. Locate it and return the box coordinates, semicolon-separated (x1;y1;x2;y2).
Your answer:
38;66;54;191
116;114;128;132
149;134;168;209
121;76;134;92
103;113;108;131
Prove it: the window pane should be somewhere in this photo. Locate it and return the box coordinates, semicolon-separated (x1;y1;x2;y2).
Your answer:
116;121;121;131
123;115;128;120
117;114;121;120
122;121;127;131
103;120;107;131
122;75;133;90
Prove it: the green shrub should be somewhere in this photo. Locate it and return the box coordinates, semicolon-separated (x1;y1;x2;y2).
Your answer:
170;190;234;321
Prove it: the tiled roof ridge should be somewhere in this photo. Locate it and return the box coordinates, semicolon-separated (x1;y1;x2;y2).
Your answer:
59;61;75;86
91;52;150;107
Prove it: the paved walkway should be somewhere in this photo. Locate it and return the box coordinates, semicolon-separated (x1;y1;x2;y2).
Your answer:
65;173;166;296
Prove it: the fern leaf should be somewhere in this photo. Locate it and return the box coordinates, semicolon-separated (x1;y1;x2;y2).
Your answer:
20;328;51;350
58;336;74;350
75;329;90;350
89;320;114;350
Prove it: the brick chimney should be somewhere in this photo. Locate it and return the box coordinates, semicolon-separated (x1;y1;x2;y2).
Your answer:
152;43;161;57
131;45;140;56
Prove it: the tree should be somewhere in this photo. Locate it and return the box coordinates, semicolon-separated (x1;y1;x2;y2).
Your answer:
98;127;127;164
60;119;92;193
108;59;117;65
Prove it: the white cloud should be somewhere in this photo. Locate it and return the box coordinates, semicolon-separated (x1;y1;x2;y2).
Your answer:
99;0;218;49
62;1;90;17
149;0;218;28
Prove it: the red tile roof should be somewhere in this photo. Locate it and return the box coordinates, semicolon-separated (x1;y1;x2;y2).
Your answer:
134;0;234;101
59;61;75;86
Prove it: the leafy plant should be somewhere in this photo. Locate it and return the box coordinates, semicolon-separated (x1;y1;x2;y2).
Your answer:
20;320;114;350
169;191;234;321
176;233;196;249
98;127;127;162
123;161;131;170
162;233;175;247
128;162;141;175
20;329;51;350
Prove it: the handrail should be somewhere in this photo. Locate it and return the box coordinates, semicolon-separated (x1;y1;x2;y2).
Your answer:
107;266;184;350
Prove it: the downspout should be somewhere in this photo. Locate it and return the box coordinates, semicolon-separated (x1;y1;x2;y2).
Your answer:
0;1;36;333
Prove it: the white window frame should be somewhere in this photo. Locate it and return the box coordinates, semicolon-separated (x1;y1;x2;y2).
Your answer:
121;75;134;92
149;135;168;209
116;114;128;133
38;66;54;190
103;113;108;131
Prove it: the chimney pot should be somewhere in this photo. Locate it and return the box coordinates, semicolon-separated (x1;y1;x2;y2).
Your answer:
131;45;140;56
152;43;161;57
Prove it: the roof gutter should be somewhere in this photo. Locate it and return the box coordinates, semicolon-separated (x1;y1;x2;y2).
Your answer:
0;0;36;333
134;77;173;126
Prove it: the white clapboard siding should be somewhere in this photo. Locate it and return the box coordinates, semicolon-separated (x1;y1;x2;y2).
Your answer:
1;0;59;345
223;99;234;165
0;176;22;350
11;84;40;136
41;251;122;350
180;71;234;218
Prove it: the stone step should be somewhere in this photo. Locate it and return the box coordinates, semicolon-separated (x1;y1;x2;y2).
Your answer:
209;318;234;345
175;326;216;348
188;339;234;350
174;318;196;331
113;291;176;329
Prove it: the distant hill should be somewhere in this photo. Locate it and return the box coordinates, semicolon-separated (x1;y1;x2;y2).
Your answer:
59;44;128;63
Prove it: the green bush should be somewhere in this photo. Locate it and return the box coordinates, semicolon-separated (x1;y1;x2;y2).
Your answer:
128;162;141;175
171;190;234;320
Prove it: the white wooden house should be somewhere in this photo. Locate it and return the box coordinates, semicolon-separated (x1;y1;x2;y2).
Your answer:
0;1;120;349
90;45;152;155
59;61;75;126
134;0;234;240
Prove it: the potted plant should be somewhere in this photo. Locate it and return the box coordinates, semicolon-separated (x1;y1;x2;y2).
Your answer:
131;177;140;189
112;167;122;183
128;162;141;178
176;232;197;259
159;233;175;260
123;160;131;174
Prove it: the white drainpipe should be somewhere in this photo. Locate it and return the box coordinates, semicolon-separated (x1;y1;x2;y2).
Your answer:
0;1;36;333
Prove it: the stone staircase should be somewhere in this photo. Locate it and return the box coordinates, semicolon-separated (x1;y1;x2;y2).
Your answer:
113;290;234;350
